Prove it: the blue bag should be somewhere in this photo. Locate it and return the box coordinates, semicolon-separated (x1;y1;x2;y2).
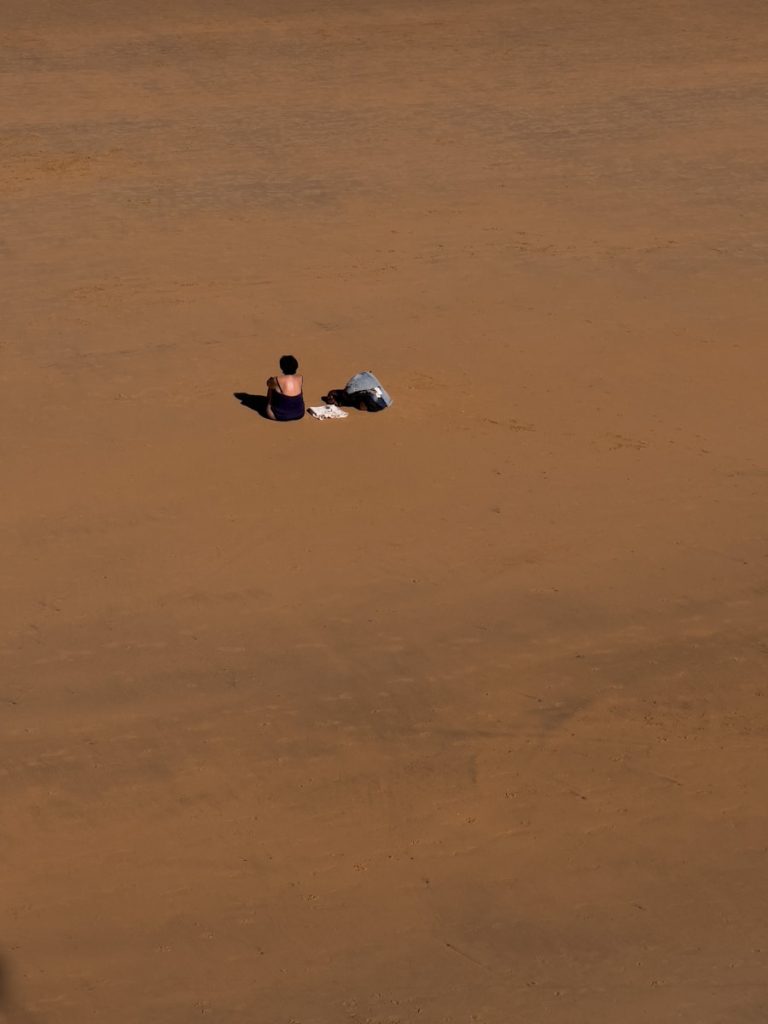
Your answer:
344;371;393;412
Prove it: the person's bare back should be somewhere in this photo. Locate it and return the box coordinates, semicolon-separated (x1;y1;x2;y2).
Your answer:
269;373;302;397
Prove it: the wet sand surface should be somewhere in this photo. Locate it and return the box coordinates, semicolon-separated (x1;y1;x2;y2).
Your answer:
2;1;768;1021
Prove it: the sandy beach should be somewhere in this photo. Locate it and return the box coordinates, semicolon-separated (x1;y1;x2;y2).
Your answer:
2;1;768;1021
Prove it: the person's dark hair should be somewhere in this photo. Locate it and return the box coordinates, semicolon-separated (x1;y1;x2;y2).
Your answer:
279;354;299;375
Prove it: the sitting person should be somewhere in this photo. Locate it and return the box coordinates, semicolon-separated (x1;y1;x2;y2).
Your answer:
266;355;305;421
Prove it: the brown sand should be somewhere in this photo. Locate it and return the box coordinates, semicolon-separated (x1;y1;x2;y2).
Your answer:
2;1;768;1021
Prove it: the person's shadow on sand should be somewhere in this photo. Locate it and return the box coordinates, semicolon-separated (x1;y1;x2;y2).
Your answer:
233;392;269;418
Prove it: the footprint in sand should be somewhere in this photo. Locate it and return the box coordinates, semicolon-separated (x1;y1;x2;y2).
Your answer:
604;433;648;451
481;417;535;432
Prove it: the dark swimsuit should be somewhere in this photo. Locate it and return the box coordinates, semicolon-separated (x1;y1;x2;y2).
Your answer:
270;383;305;421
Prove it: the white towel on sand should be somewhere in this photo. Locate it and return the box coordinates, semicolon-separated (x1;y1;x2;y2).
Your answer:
308;405;349;420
